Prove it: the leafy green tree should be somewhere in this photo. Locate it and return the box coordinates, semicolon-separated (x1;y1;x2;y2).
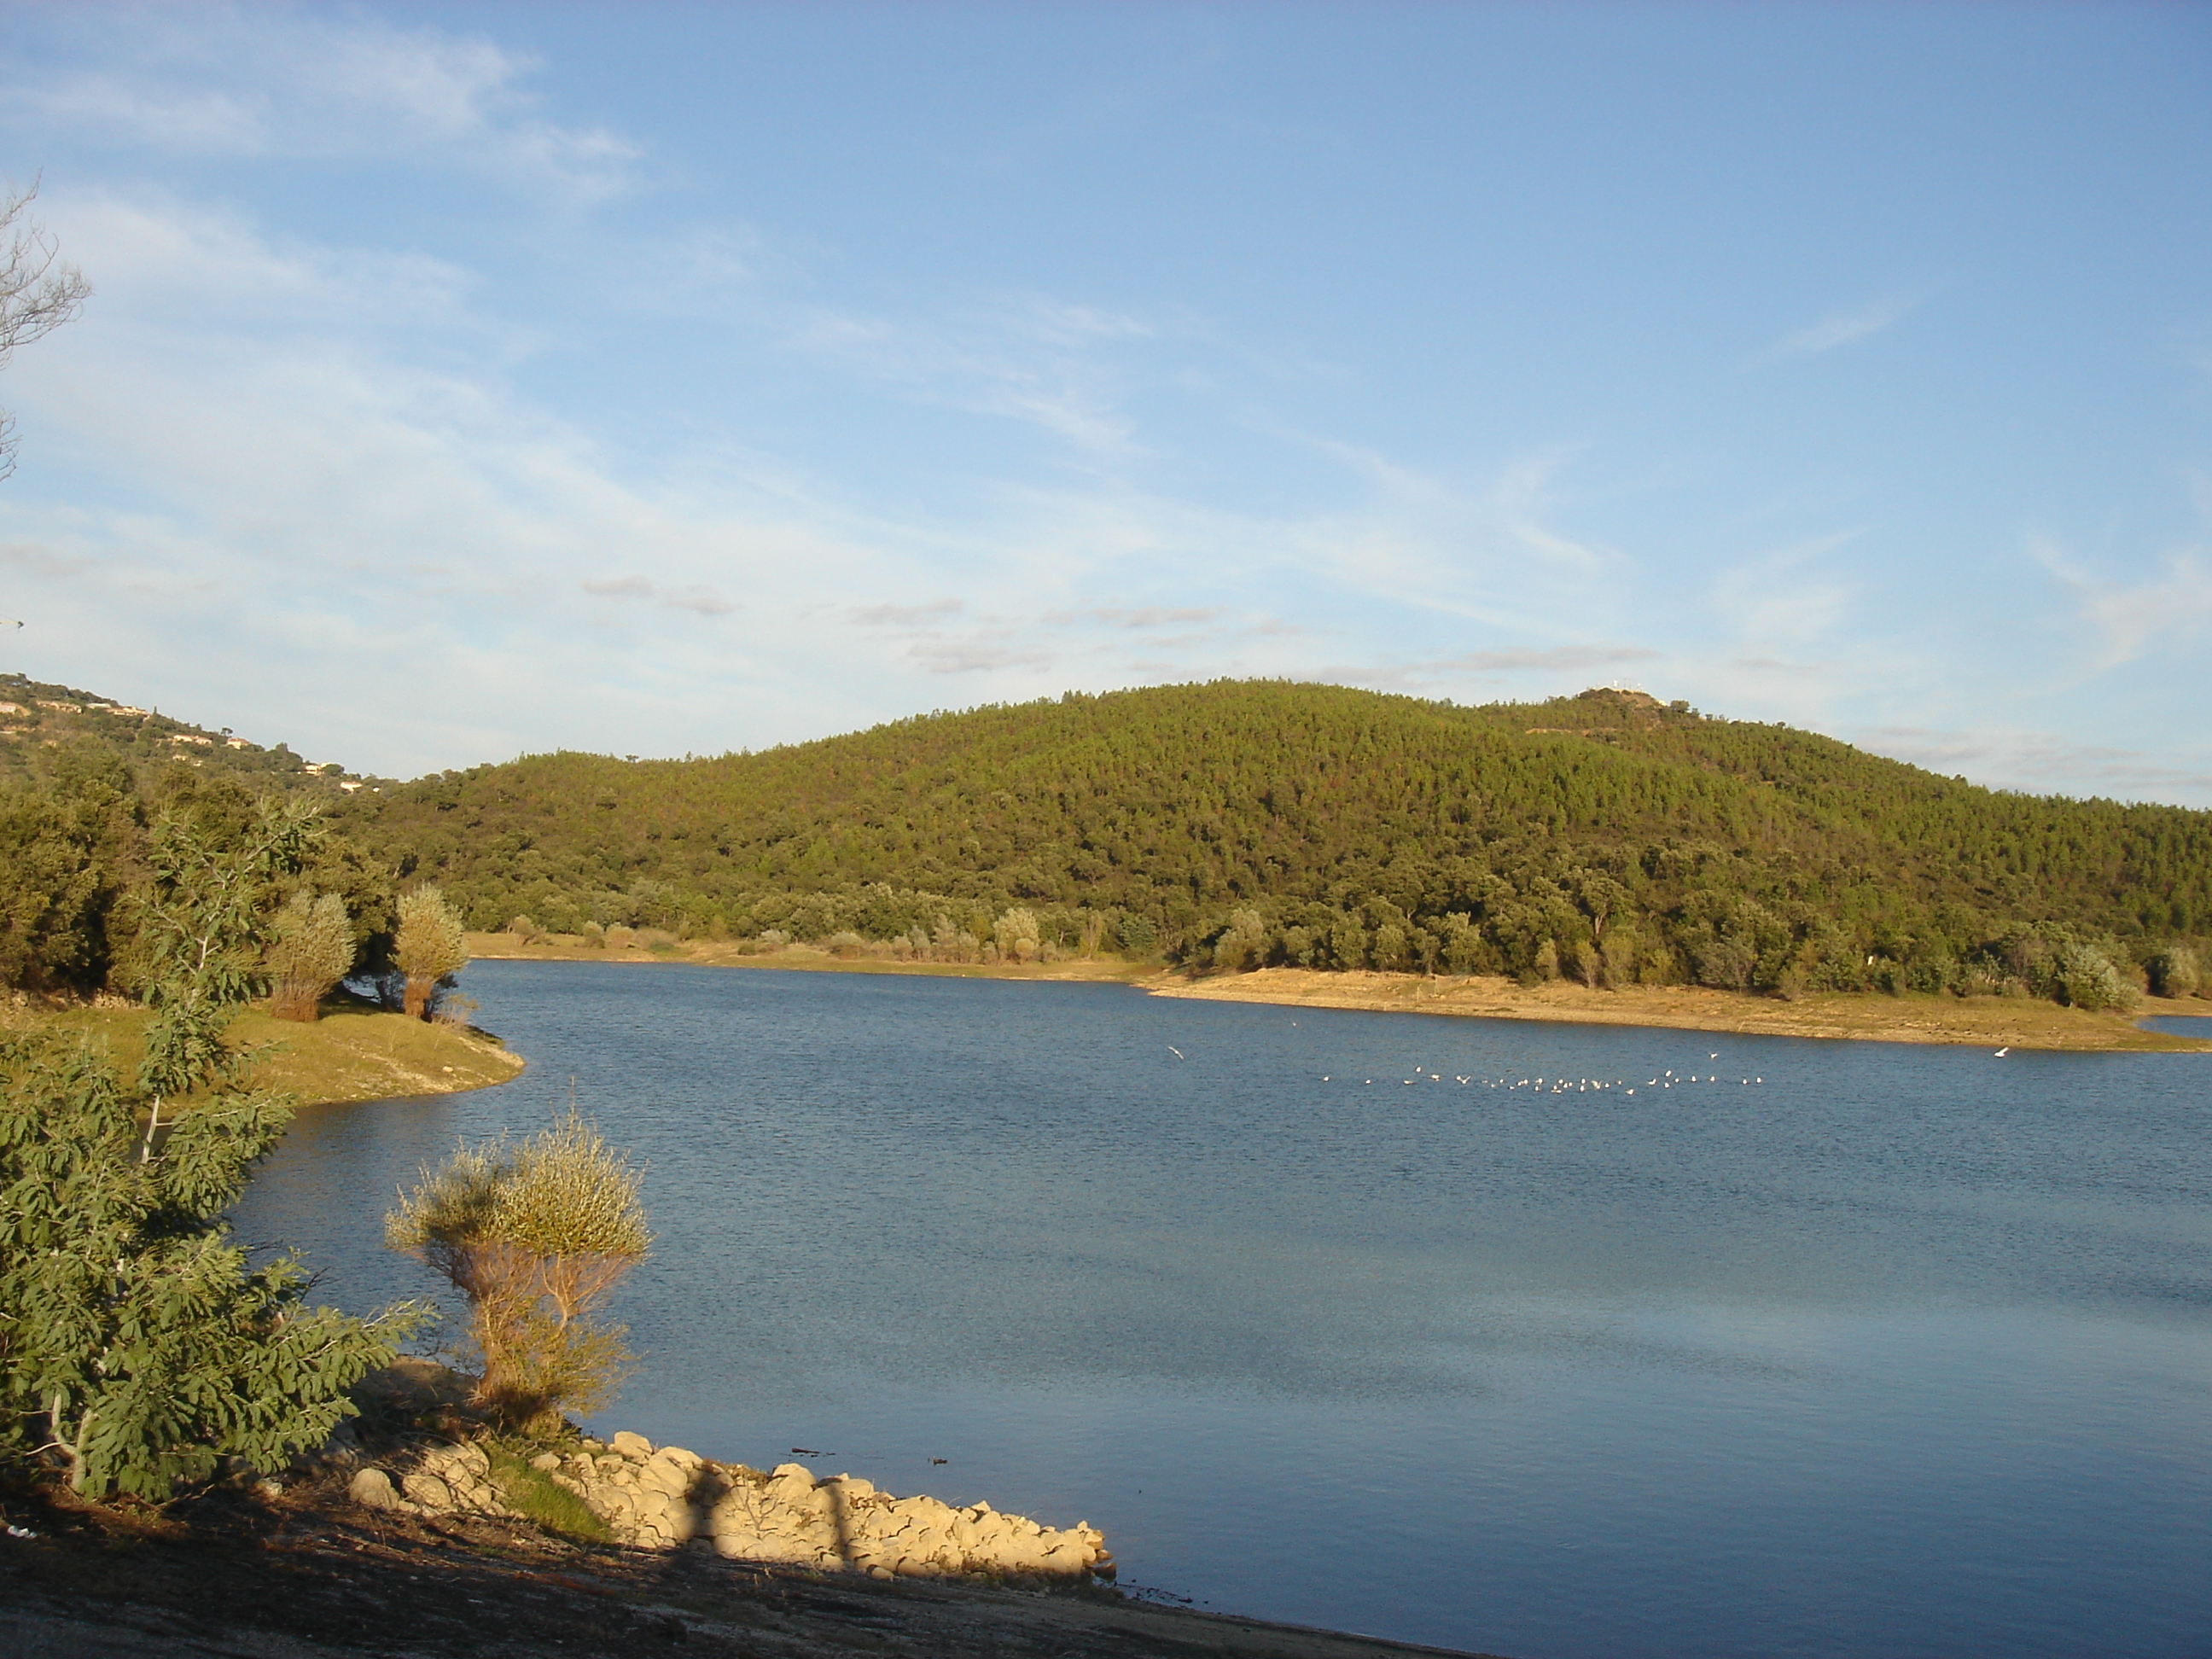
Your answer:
386;1112;651;1435
1212;907;1271;971
2145;946;2201;999
0;801;422;1498
993;905;1041;963
265;890;357;1022
395;883;469;1018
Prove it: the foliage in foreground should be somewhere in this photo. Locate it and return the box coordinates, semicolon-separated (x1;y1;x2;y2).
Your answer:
387;1111;652;1435
0;800;423;1498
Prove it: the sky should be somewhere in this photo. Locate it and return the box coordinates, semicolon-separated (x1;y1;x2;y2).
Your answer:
0;2;2208;800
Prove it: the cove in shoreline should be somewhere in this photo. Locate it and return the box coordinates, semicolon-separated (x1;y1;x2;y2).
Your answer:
461;935;2211;1053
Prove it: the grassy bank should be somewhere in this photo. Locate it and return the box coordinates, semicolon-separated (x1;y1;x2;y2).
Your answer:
4;999;526;1105
461;934;2209;1051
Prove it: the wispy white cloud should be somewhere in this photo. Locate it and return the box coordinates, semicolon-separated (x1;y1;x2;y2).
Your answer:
783;294;1153;457
583;574;738;615
4;9;644;204
1443;644;1657;675
1076;605;1220;629
849;599;965;627
1860;725;2212;802
2033;537;2212;675
1767;298;1916;359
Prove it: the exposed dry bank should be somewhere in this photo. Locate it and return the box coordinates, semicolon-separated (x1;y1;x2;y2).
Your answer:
462;933;2209;1052
1146;967;2212;1052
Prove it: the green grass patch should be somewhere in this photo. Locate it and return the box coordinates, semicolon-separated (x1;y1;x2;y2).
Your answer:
486;1444;611;1542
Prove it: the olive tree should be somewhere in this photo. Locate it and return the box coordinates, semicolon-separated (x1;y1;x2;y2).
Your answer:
387;1112;651;1435
395;883;469;1018
265;890;356;1022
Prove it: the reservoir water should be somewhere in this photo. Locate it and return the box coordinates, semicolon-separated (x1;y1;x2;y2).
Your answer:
235;961;2212;1658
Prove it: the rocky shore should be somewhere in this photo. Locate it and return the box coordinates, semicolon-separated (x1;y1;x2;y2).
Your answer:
348;1428;1111;1583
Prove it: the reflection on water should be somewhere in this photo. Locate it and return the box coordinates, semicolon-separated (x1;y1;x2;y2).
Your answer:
236;962;2212;1659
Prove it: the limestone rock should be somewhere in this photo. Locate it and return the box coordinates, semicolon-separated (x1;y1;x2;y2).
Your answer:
348;1468;401;1510
401;1471;456;1511
608;1430;654;1459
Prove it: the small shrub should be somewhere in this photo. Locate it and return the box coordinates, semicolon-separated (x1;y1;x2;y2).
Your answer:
2052;942;2136;1011
824;929;866;958
578;921;606;949
386;1111;651;1435
506;915;539;944
994;907;1040;964
432;992;480;1028
486;1443;611;1541
2145;946;2201;999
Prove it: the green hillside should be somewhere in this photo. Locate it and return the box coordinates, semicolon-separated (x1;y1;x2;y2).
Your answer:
5;677;2205;1007
333;682;2206;1004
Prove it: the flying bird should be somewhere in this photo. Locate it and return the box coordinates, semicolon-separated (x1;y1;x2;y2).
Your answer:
1994;1047;2009;1057
1167;1045;1185;1060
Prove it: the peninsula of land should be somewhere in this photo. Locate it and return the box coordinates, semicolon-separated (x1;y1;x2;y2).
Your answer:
3;998;524;1106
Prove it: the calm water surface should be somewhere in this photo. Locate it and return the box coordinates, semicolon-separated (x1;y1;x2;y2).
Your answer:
236;962;2212;1658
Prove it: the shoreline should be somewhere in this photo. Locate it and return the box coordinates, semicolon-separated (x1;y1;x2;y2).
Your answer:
1144;968;2212;1053
462;935;2212;1052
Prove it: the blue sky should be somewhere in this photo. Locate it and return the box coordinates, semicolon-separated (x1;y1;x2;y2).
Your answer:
1;3;2208;800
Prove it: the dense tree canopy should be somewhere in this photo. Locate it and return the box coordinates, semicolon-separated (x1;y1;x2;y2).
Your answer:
333;682;2209;1002
4;679;2206;1006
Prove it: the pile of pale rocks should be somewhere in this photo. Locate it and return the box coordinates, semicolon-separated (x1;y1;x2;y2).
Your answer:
349;1429;1111;1583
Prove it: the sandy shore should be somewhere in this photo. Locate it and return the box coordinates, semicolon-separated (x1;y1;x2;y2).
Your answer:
1142;967;2212;1052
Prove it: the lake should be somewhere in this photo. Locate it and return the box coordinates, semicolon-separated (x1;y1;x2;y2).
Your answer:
234;961;2212;1658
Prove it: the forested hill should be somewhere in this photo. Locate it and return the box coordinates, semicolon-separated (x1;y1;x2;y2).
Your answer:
334;682;2209;1002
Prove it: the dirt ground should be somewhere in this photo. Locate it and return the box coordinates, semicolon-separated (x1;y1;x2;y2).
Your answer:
0;1363;1491;1659
0;1479;1493;1659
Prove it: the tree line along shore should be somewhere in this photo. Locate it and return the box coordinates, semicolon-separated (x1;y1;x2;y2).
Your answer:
4;676;2208;1044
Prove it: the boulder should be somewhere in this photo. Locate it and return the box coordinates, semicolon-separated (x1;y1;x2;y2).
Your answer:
400;1472;455;1511
608;1430;654;1459
348;1467;401;1510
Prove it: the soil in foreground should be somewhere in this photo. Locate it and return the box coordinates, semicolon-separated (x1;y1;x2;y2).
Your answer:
0;1476;1493;1659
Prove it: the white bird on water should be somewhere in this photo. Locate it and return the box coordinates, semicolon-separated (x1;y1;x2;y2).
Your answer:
1994;1047;2009;1058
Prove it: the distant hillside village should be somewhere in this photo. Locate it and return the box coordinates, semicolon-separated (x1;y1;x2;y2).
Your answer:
0;672;373;791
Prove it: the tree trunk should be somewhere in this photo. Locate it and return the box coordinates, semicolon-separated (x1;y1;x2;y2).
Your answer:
404;975;433;1019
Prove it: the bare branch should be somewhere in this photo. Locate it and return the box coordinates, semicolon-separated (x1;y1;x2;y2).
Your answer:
0;177;92;481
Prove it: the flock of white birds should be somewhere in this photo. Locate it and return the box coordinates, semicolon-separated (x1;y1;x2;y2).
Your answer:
1304;1053;1767;1094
